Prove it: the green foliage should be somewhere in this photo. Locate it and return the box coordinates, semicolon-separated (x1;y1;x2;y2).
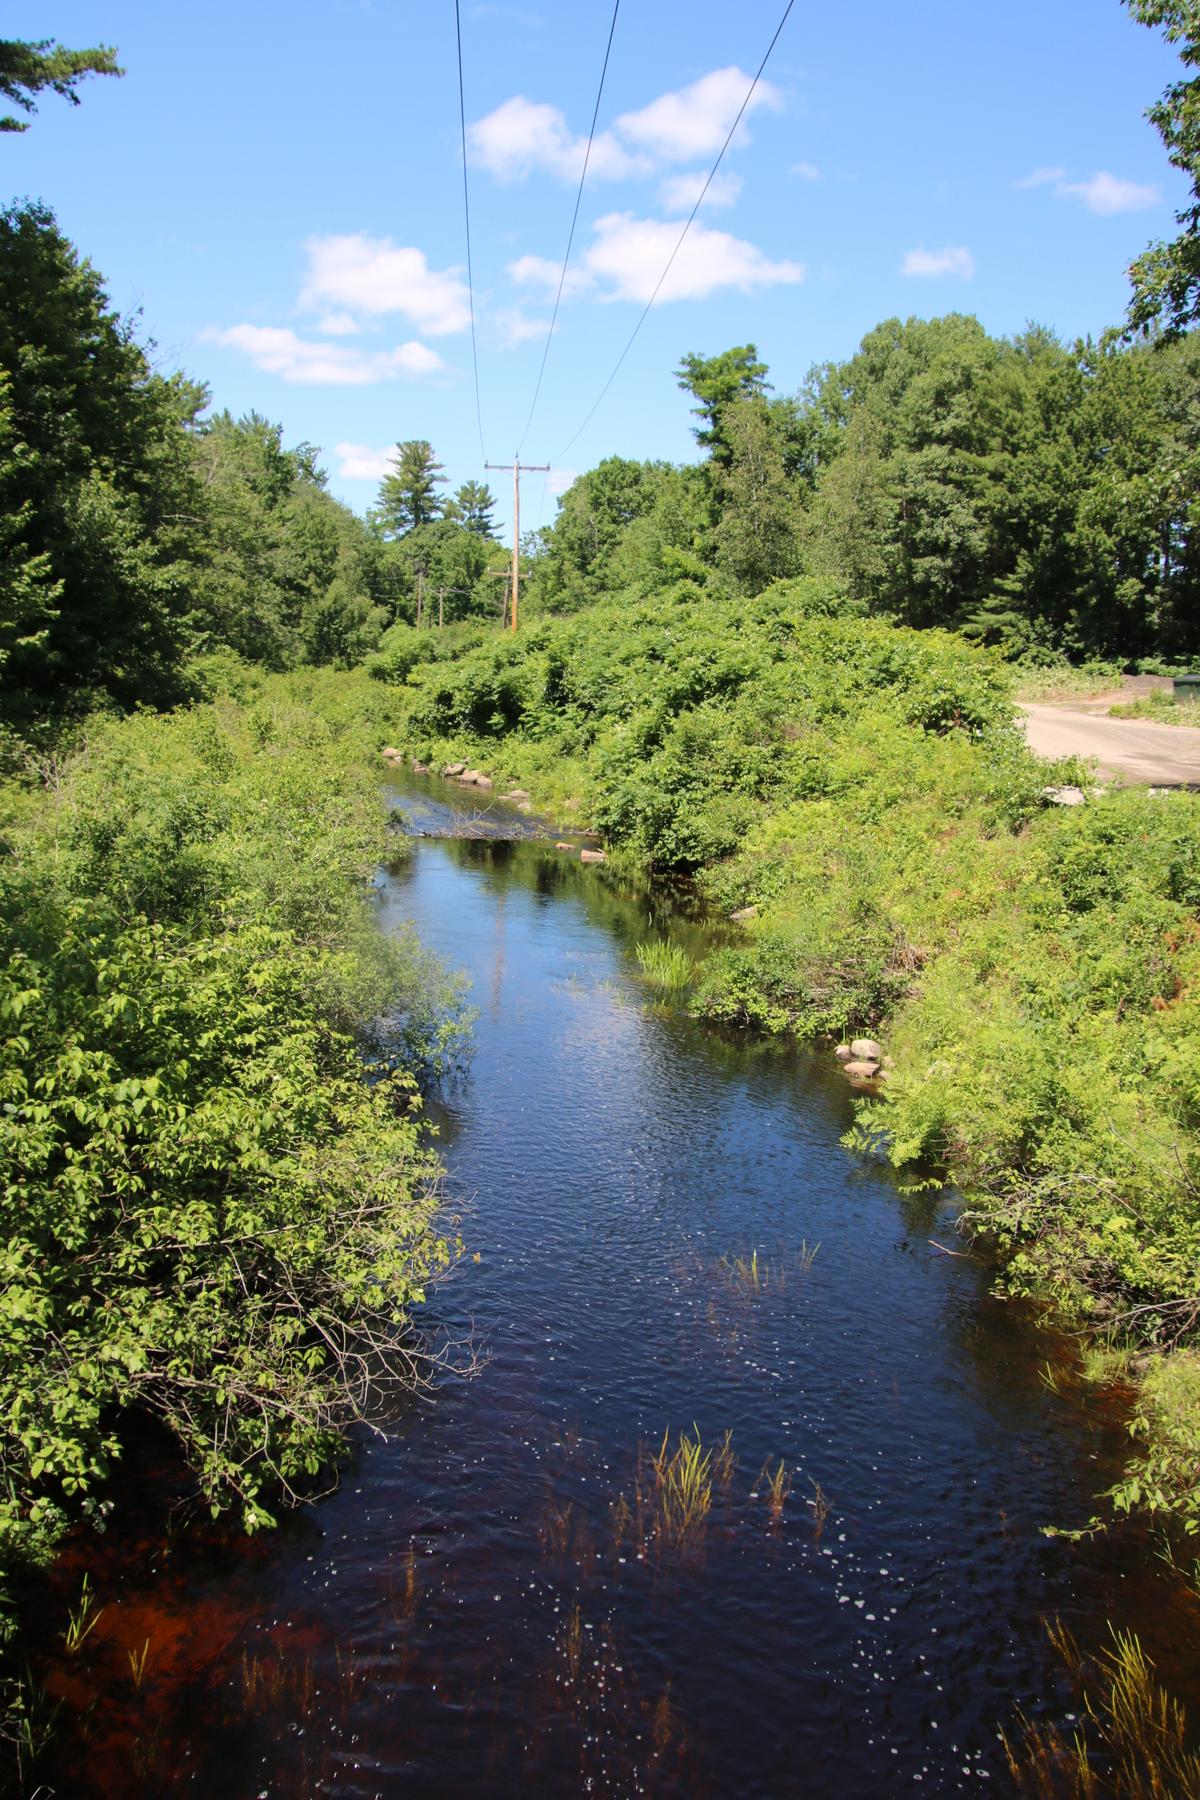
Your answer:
0;202;207;732
0;37;121;132
0;672;465;1714
191;411;385;669
1125;1;1200;338
376;439;446;535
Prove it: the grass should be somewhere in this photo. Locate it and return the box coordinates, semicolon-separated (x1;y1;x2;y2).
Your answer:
127;1638;152;1692
1003;1619;1200;1795
62;1575;104;1656
1015;660;1125;702
757;1459;792;1525
649;1426;716;1549
1109;692;1200;726
634;939;695;991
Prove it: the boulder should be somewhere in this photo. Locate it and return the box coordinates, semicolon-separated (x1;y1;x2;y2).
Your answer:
850;1038;883;1061
834;1044;852;1062
410;759;430;774
473;774;493;790
730;904;758;923
843;1060;881;1082
555;841;575;852
442;762;466;777
460;769;483;784
580;849;607;864
381;746;402;761
503;789;531;802
1043;784;1086;807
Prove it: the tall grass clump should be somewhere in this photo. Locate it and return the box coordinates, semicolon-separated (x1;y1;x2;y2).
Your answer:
634;939;694;992
1003;1620;1200;1796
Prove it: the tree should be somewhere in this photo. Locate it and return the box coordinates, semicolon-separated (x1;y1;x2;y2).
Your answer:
714;397;802;594
444;478;497;536
377;440;445;535
0;37;122;132
676;345;770;462
0;201;205;731
1125;1;1200;335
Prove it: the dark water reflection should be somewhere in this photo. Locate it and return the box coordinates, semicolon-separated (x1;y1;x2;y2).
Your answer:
31;777;1200;1796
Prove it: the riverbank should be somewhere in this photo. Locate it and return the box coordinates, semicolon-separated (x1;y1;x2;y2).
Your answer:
368;590;1200;1534
0;668;466;1770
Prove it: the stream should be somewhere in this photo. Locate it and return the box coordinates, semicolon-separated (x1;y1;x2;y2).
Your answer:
30;773;1200;1796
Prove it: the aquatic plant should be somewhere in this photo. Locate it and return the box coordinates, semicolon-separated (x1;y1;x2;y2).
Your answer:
62;1575;104;1655
649;1426;715;1548
1003;1619;1200;1796
127;1638;152;1692
758;1459;792;1525
808;1480;831;1541
634;939;694;992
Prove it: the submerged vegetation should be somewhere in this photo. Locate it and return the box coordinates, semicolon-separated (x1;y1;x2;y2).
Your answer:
1004;1620;1200;1796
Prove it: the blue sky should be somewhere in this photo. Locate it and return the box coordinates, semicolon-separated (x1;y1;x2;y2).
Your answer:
8;1;1190;534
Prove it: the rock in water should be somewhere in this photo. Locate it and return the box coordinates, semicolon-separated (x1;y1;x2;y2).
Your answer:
580;849;607;864
850;1037;883;1061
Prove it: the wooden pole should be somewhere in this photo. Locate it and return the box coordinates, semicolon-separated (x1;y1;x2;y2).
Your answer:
511;457;520;633
485;456;549;632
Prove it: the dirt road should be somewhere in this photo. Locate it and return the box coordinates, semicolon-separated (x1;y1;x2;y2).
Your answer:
1018;701;1200;786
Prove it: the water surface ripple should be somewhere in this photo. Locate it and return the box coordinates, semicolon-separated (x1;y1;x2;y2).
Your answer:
37;776;1200;1797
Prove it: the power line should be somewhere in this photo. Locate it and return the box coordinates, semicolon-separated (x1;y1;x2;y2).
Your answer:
518;0;622;453
454;0;487;462
556;0;797;460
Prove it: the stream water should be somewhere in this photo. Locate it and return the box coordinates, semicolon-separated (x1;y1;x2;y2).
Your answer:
30;775;1200;1796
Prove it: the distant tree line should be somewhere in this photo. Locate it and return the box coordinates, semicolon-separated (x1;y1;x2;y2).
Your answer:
526;323;1200;664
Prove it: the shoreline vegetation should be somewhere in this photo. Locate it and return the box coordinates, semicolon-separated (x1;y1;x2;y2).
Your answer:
0;670;468;1765
368;592;1200;1543
5;0;1200;1770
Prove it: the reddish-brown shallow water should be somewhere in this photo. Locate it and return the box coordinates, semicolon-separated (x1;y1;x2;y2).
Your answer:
24;777;1200;1797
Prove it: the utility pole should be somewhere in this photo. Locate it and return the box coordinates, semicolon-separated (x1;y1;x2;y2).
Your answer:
485;454;548;632
437;585;445;629
414;564;425;631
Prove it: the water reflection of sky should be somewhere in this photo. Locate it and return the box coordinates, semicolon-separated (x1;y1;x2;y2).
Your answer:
36;782;1200;1798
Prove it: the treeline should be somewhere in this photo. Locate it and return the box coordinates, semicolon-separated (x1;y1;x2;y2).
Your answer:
0;201;508;749
526;324;1200;664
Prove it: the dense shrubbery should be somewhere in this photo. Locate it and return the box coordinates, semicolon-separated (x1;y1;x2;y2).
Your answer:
374;577;1200;1523
0;670;465;1728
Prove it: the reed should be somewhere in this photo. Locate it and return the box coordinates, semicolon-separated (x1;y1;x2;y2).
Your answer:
649;1426;715;1547
634;940;694;992
1003;1619;1200;1795
809;1479;831;1540
758;1459;792;1524
127;1638;152;1691
62;1573;104;1655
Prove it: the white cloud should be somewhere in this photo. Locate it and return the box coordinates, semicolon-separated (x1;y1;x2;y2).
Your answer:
616;66;780;163
470;64;781;187
468;95;644;182
335;442;399;481
507;252;595;298
547;467;578;496
584;212;804;303
1014;165;1067;189
318;311;363;336
494;306;552;346
658;170;742;213
299;234;470;335
901;245;974;279
201;325;443;385
1055;170;1159;214
791;161;822;182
